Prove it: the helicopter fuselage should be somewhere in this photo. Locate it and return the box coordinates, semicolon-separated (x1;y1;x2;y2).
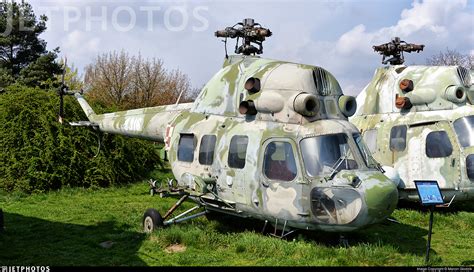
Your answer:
351;65;474;202
75;55;398;232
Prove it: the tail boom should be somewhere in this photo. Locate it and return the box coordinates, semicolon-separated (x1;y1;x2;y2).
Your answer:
74;93;190;142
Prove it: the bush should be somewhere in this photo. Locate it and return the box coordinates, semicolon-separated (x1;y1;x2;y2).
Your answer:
0;86;161;193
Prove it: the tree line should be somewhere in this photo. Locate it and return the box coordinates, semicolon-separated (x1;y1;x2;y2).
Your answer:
84;51;198;111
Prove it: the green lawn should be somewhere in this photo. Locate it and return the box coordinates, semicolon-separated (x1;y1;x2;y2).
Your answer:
1;170;473;266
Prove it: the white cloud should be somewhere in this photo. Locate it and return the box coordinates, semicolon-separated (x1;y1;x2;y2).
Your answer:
276;0;474;95
27;0;474;96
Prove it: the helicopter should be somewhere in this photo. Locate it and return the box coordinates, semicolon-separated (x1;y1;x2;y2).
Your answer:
59;19;398;236
350;37;474;203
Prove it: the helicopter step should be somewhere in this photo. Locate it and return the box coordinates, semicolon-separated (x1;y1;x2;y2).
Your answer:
339;234;350;248
262;219;297;239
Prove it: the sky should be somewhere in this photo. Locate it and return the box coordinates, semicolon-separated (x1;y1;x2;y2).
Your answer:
26;0;474;95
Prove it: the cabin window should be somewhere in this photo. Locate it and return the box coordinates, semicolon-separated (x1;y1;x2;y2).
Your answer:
228;136;248;169
263;141;297;181
467;154;474;182
178;134;195;162
426;131;453;158
390;125;407;152
199;135;217;165
362;129;378;153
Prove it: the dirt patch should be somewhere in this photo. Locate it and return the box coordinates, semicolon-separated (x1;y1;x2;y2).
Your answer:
164;244;187;253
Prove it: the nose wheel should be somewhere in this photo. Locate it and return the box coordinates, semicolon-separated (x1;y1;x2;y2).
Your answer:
142;194;207;233
143;208;164;233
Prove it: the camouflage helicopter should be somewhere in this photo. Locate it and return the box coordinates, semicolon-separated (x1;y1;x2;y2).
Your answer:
351;37;474;203
60;19;398;236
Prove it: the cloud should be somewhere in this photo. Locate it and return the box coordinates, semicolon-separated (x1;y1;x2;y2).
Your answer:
27;0;474;96
271;0;474;95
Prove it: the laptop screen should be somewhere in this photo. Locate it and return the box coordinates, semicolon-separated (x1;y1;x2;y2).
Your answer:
415;180;444;206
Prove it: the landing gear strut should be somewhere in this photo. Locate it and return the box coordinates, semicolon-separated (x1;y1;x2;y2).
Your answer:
339;234;350;248
142;194;207;233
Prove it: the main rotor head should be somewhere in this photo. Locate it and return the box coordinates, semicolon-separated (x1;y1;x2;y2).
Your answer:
215;18;272;56
373;37;425;65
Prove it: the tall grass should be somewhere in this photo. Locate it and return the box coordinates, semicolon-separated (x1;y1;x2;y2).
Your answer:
0;172;473;266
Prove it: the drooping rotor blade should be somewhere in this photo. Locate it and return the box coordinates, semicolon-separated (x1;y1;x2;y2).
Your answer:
58;57;67;123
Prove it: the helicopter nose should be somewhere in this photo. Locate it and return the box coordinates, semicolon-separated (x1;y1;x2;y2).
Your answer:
309;173;398;229
362;175;399;223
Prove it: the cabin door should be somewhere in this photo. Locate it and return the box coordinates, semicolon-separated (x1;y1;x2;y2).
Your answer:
405;122;460;190
258;138;306;221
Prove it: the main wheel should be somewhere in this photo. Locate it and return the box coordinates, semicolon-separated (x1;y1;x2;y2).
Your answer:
143;208;164;233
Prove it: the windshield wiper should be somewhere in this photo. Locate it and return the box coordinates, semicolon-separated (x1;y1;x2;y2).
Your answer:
362;149;382;171
325;152;349;181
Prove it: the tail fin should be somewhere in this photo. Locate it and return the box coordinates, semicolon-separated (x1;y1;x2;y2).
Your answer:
75;93;97;121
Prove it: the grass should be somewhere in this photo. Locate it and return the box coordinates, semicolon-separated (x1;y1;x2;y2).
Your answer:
0;170;473;266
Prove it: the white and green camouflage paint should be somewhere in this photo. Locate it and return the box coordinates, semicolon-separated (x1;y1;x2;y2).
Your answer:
74;55;398;232
351;65;474;202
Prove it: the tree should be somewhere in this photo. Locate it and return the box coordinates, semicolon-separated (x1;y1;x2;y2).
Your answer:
56;59;83;91
19;51;62;88
0;85;161;193
84;51;134;107
84;51;195;110
426;48;474;69
127;54;167;108
0;67;13;88
1;1;46;75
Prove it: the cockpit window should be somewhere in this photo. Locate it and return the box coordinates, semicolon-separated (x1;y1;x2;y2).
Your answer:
301;134;358;177
362;129;377;153
453;116;474;148
353;134;379;169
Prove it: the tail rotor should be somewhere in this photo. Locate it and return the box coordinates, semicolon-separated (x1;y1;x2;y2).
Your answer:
58;57;75;124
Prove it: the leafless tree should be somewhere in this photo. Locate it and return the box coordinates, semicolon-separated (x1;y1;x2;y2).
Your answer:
84;51;195;110
426;48;473;69
85;51;134;107
125;54;167;108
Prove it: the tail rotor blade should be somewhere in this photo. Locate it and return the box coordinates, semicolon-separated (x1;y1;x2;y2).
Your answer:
58;57;68;124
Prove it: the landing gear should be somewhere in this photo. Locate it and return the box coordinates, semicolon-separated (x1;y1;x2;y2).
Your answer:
339;234;350;248
143;208;164;233
142;194;207;233
148;179;158;197
148;178;181;198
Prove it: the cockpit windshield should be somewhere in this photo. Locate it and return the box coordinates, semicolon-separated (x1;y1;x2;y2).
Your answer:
301;133;358;178
353;133;380;169
453;116;474;148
